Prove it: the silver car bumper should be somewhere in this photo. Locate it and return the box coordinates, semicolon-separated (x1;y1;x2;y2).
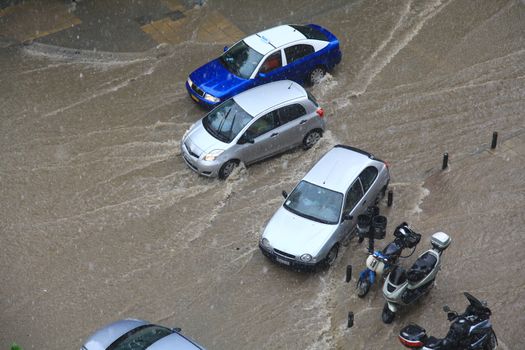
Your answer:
180;142;221;177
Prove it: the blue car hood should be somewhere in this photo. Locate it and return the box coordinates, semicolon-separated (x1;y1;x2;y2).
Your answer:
190;58;248;99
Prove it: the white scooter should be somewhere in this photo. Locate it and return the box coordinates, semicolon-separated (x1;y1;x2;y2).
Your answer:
382;232;451;323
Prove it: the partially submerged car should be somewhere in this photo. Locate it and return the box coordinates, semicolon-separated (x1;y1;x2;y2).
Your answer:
186;24;341;107
181;80;325;179
81;319;206;350
259;145;390;269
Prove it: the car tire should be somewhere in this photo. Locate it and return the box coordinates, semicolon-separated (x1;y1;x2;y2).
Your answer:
303;129;322;150
324;244;339;267
308;66;326;85
218;160;239;179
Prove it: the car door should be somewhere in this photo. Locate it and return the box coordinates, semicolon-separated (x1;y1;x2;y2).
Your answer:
255;50;284;84
274;103;309;149
237;111;281;164
283;44;316;83
359;166;380;204
334;178;366;241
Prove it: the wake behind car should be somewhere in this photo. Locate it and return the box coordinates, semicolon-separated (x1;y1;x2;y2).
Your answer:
81;319;205;350
186;24;341;107
259;145;390;269
181;80;325;179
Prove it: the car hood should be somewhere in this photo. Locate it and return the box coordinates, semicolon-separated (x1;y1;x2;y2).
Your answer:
262;206;336;257
190;58;248;99
184;120;229;157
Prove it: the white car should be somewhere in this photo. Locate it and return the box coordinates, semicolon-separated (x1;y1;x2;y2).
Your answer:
259;145;390;269
81;319;205;350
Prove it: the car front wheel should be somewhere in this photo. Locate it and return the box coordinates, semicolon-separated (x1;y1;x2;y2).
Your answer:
218;160;238;179
324;244;339;267
303;130;322;149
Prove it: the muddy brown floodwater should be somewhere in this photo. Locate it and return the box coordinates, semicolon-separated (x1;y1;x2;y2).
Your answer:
1;0;524;349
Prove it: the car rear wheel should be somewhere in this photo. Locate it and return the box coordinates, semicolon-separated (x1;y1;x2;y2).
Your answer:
303;129;322;149
308;66;326;85
218;160;239;179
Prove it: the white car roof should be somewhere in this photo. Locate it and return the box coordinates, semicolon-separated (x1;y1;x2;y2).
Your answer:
233;80;307;116
244;25;306;55
303;146;379;194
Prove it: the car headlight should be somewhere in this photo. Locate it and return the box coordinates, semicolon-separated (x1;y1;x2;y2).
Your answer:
300;254;313;262
187;77;193;87
261;238;271;248
203;149;224;161
204;93;220;103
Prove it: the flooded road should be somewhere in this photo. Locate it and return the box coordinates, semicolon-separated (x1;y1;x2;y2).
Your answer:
1;0;524;349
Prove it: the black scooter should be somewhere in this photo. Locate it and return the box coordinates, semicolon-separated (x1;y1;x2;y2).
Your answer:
398;292;498;349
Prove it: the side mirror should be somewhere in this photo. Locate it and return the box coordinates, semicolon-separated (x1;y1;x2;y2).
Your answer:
443;305;451;313
223;46;228;52
447;312;458;321
238;134;254;144
172;327;182;333
258;72;267;79
343;213;353;221
282;190;288;199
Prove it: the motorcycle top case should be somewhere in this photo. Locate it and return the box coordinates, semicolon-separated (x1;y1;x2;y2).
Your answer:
399;324;427;348
430;231;451;250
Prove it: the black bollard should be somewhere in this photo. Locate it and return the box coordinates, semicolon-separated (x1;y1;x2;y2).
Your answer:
346;265;352;283
387;190;393;207
491;132;498;149
347;312;354;328
442;153;449;170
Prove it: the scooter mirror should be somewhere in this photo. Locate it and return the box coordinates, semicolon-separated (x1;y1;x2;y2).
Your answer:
447;312;458;321
443;305;451;313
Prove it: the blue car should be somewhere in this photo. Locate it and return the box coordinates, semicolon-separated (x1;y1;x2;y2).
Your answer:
186;24;342;108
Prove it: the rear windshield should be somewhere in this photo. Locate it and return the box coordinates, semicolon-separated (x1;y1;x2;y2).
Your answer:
107;325;172;350
306;90;318;107
290;25;328;41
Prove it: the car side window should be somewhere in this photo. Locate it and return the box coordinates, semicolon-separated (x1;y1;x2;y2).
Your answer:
276;104;307;124
245;111;279;138
284;44;315;64
259;51;282;74
359;166;379;193
344;179;364;212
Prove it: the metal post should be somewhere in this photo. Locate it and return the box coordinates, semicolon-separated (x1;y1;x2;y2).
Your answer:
491;132;498;149
442;153;449;170
347;312;354;328
387;190;393;207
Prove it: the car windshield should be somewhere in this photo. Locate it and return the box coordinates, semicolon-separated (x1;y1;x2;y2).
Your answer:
284;181;343;224
107;325;172;350
220;40;264;79
202;98;253;143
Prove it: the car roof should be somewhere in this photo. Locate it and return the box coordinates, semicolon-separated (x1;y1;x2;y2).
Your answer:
244;25;306;55
233;80;307;116
303;145;380;193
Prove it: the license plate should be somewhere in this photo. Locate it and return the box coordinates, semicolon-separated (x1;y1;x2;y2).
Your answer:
276;257;290;266
191;94;199;102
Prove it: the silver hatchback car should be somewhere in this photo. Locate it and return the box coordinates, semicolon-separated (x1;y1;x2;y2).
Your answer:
81;319;205;350
259;145;390;269
181;80;325;179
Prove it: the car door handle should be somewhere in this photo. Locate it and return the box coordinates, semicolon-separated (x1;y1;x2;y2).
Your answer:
300;120;307;124
271;133;279;137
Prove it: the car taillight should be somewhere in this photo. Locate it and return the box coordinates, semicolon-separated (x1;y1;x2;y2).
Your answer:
316;108;324;118
398;335;423;348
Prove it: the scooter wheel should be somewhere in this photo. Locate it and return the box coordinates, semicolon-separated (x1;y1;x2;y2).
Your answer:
357;279;370;298
382;303;396;324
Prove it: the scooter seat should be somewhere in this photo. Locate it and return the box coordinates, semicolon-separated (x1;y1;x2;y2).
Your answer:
407;252;437;283
425;336;443;349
